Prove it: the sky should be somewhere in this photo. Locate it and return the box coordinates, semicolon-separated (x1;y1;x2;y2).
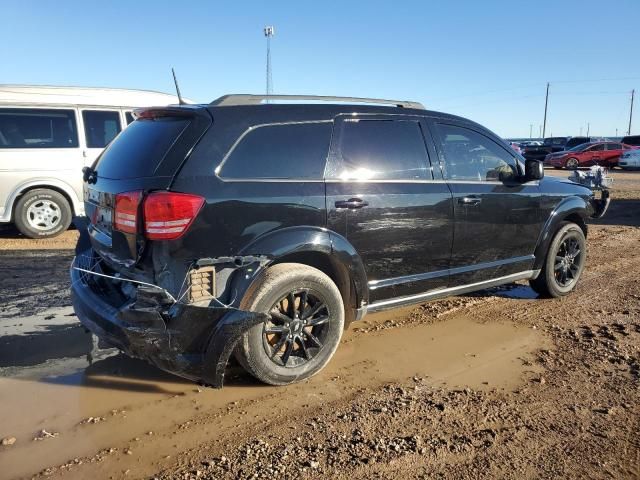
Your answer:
2;0;639;138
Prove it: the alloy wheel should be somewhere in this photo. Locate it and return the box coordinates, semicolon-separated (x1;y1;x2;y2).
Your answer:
554;234;582;287
262;289;330;368
566;158;579;170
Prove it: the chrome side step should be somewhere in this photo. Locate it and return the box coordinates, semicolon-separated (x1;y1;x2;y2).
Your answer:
365;270;539;314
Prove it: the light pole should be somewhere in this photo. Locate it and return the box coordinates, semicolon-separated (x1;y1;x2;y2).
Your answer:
542;82;550;138
264;26;275;97
529;124;533;138
628;89;635;135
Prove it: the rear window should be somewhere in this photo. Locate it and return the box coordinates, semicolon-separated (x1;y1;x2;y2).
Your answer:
544;137;567;146
95;117;189;179
0;108;78;149
219;122;332;179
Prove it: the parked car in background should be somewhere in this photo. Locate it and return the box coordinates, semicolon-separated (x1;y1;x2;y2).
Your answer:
71;93;608;388
522;137;569;161
0;85;186;238
519;140;542;148
621;135;640;147
544;141;636;169
619;149;640;169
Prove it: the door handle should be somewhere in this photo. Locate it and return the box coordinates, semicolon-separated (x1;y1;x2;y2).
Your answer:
458;196;482;206
335;198;369;209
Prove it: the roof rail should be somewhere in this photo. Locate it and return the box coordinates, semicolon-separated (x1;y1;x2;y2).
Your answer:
210;94;425;109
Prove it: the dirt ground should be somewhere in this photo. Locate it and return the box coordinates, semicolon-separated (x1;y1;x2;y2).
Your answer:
0;170;638;480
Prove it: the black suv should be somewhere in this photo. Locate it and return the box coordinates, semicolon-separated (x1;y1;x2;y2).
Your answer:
71;94;609;387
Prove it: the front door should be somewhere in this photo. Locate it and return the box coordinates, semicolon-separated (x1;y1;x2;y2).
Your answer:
80;109;122;167
325;115;454;304
430;122;542;285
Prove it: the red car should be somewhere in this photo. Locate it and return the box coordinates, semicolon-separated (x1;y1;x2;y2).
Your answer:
544;141;637;169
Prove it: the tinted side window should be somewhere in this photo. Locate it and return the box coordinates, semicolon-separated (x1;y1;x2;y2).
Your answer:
0;108;78;149
82;110;122;148
219;122;331;179
606;143;622;150
331;119;429;180
436;124;517;182
590;144;605;151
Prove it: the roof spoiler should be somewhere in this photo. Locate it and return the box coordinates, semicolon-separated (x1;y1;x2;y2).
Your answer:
210;94;425;110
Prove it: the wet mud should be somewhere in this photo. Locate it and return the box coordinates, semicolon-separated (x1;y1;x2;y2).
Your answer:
0;170;638;479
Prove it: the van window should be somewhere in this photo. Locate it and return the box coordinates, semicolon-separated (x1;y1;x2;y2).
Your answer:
125;112;135;125
330;119;429;180
82;110;122;148
219;122;332;179
0;108;78;148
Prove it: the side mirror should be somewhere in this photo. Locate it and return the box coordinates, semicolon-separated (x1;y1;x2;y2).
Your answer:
524;159;544;181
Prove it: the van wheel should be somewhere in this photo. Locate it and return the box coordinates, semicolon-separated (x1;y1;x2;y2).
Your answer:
14;189;72;239
235;263;344;386
530;222;586;298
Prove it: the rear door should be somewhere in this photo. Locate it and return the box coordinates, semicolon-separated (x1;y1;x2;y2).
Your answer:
80;109;122;167
430;121;541;285
325;114;454;304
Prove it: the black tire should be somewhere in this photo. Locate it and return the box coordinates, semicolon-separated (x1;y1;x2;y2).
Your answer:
565;158;579;170
235;263;344;386
530;222;586;298
14;188;72;239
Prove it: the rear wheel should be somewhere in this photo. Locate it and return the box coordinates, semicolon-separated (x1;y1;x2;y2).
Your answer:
14;188;72;239
530;222;586;298
235;263;344;385
565;158;580;170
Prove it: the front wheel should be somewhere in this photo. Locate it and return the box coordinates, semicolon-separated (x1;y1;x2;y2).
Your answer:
235;263;345;385
565;158;580;170
530;222;586;298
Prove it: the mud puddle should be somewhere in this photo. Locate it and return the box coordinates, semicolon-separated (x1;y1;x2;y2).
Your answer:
0;308;545;480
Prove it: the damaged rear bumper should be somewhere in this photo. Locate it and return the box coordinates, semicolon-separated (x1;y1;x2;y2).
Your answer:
70;254;268;388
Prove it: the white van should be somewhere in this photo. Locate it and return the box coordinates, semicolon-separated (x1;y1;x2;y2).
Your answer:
0;85;185;238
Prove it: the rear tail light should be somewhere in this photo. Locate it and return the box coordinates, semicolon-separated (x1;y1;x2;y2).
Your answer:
143;191;205;240
114;191;142;234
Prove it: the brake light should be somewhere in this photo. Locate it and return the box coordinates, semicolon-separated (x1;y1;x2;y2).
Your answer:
143;191;205;240
114;191;142;233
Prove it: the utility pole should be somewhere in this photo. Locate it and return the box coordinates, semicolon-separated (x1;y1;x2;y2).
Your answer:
264;26;275;97
616;128;618;137
628;89;635;135
542;82;550;138
587;123;590;137
529;124;533;138
539;125;542;138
